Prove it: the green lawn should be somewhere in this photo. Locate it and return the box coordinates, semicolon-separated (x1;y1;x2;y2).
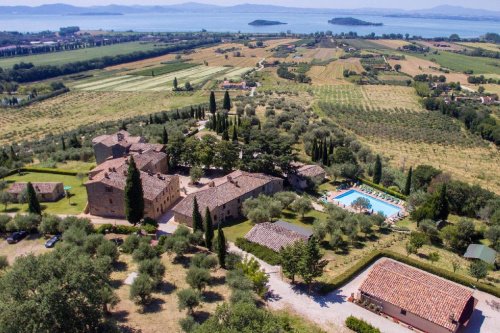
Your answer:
0;42;163;69
412;51;500;75
3;172;87;215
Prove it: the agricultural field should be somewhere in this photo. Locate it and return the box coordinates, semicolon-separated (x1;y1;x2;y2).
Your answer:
456;42;500;52
387;54;469;84
0;42;163;68
0;91;205;144
344;39;387;50
307;59;362;85
417;41;468;52
370;39;411;49
412;51;500;75
3;172;87;214
130;62;199;76
72;65;253;92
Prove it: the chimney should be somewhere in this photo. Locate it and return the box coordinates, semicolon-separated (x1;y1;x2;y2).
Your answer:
117;132;124;141
208;181;215;187
123;170;127;176
227;175;233;183
104;172;109;179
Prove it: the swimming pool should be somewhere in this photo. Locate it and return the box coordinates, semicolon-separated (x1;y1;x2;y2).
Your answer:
333;189;401;217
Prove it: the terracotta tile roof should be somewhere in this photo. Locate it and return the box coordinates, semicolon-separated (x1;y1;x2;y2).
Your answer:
297;164;326;178
129;143;164;153
244;222;310;252
7;182;62;195
359;260;475;332
92;130;144;147
86;164;176;201
132;150;167;170
172;171;282;218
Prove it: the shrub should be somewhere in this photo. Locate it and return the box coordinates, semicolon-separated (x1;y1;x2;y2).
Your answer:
121;234;141;254
191;253;218;270
0;255;8;270
345;316;381;333
235;238;281;265
179;316;199;333
142;224;157;234
0;214;11;233
358;178;407;200
130;273;154;306
186;267;211;290
139;258;166;287
133;242;158;262
39;215;62;235
226;269;254;291
225;252;243;270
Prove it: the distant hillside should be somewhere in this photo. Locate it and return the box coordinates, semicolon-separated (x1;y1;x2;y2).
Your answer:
328;17;383;26
249;20;287;26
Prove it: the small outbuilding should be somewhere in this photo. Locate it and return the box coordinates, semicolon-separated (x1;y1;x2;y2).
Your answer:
244;220;312;252
7;182;64;202
288;163;326;190
463;244;497;265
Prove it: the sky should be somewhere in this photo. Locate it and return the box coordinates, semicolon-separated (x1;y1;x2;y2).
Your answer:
0;0;498;10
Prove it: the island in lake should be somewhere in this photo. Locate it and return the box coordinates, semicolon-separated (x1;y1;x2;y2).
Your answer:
249;20;287;26
328;17;383;26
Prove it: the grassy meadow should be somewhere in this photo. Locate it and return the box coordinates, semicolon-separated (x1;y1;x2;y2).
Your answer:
0;42;163;69
413;51;500;75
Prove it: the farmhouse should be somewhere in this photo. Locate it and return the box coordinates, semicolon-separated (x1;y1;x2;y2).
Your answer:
7;182;64;202
358;260;476;333
463;244;497;265
92;130;146;164
220;80;248;90
85;162;180;219
288;163;326;190
244;220;313;252
172;171;284;227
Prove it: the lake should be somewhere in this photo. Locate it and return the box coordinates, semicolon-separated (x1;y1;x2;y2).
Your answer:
0;12;498;38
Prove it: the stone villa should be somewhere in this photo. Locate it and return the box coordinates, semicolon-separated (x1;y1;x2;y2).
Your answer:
172;171;284;227
245;220;313;252
86;131;178;219
287;163;326;190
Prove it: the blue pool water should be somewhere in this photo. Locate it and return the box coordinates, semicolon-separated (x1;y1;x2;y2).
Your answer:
333;189;401;217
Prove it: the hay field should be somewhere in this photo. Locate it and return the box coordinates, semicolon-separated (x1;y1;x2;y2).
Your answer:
0;42;162;69
0;91;205;144
363;138;500;194
484;84;500;95
413;51;500;75
307;59;363;85
387;54;469;83
371;39;411;49
73;65;252;92
456;42;500;52
417;41;467;52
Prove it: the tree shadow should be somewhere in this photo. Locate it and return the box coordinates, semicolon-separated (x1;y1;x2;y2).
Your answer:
112;310;130;323
143;298;165;313
300;216;316;225
203;290;224;303
353;241;365;249
110;279;123;289
366;234;379;242
173;255;191;268
117;325;142;333
417;253;429;260
211;275;226;286
281;211;297;219
5;207;20;213
158;281;177;295
113;260;128;272
193;311;211;324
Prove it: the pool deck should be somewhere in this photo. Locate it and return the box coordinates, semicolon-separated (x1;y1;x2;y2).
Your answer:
324;187;407;223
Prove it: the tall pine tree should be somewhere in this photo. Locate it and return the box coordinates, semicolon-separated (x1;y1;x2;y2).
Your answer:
373;155;382;184
192;197;204;232
217;223;227;268
404;167;412;195
204;207;214;251
298;237;327;293
61;137;66;151
223;90;231;111
209;91;217;114
26;182;41;215
124;157;144;226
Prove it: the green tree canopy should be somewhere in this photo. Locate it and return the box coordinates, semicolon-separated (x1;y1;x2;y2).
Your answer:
124;157;144;225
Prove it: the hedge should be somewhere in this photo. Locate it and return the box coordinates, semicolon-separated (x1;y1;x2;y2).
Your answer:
319;250;500;298
357;178;407;200
345;316;381;333
95;223;140;235
17;167;86;176
235;237;281;265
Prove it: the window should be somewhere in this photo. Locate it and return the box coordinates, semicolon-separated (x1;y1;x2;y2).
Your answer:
400;309;407;315
109;199;113;204
214;215;217;221
105;186;113;193
223;204;226;209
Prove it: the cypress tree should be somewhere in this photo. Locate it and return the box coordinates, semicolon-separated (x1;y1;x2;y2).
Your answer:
434;184;449;221
222;129;229;141
232;126;238;142
9;146;17;161
322;139;328;165
311;139;317;161
173;77;178;91
149;114;154;124
162;127;168;145
26;182;41;215
124;157;144;226
329;137;334;154
204;207;214;251
190;106;195;118
373;155;382;184
61;136;66;151
192;197;203;232
404;167;412;195
222;90;231;111
298;237;327;294
209;91;216;114
217;223;226;268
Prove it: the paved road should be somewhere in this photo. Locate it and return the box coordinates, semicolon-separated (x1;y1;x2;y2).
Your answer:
230;244;500;333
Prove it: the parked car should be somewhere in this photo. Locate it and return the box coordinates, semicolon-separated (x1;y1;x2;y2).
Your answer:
44;235;60;248
6;231;28;244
